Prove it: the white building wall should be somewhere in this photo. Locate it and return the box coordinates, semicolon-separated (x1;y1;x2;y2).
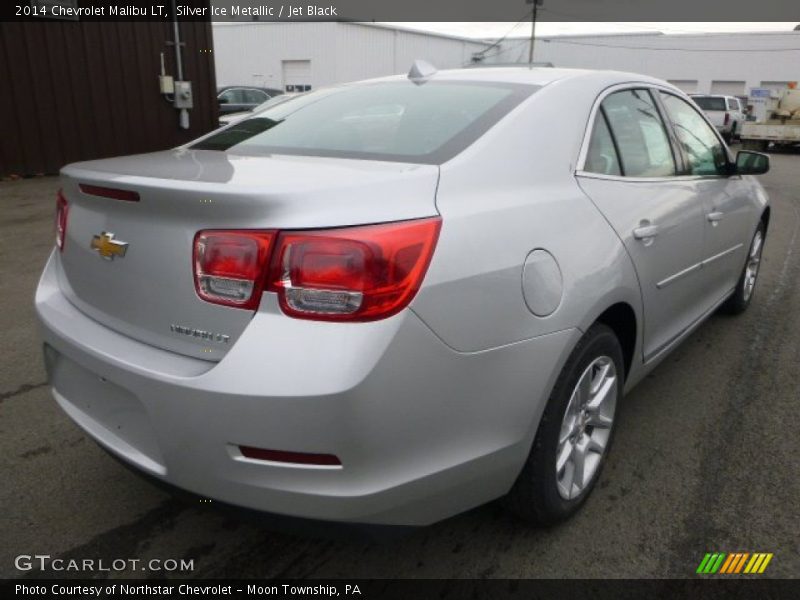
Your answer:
392;29;485;74
213;22;337;90
492;32;800;96
213;24;800;98
213;22;490;90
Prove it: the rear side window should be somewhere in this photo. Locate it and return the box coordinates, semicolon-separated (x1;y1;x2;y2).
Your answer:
584;111;622;176
600;89;676;177
727;98;739;111
193;81;539;164
692;96;727;111
244;89;269;104
219;89;246;104
660;93;729;176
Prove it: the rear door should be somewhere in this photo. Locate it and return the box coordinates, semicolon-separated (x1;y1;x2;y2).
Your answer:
577;87;707;362
658;91;753;304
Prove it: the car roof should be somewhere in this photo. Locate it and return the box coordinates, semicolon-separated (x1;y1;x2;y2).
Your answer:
359;66;673;90
217;86;282;93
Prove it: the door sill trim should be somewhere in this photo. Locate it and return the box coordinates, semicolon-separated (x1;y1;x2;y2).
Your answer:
643;287;736;365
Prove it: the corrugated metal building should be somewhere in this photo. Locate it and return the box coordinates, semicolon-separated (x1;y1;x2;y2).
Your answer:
0;19;218;178
214;23;800;99
212;22;493;90
490;31;800;96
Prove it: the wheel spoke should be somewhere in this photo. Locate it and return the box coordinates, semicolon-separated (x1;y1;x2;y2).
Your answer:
558;425;571;445
586;376;615;413
590;361;611;394
577;368;592;406
561;463;575;498
586;435;605;454
559;390;579;444
571;439;587;492
751;233;762;258
587;411;613;429
556;440;574;473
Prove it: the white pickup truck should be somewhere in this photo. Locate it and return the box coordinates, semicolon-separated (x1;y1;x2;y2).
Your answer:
690;94;746;143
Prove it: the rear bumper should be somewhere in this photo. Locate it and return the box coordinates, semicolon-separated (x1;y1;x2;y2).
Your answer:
36;251;578;526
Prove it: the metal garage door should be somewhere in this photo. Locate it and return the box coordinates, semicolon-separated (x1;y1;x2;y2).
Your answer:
711;81;746;96
282;60;312;93
760;81;793;95
667;80;698;94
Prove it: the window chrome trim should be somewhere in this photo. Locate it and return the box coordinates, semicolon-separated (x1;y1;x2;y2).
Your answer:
575;170;729;184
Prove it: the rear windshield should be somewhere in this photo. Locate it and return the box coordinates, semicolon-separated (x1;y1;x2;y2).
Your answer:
691;96;727;111
192;81;539;164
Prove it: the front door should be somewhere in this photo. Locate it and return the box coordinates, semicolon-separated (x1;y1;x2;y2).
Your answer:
658;91;753;303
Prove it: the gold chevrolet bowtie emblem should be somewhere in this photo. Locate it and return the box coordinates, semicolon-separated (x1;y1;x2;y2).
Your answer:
90;232;128;260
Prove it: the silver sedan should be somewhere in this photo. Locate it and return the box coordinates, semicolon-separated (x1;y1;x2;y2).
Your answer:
36;66;770;527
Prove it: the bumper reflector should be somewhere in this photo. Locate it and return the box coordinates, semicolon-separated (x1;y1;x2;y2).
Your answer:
239;445;342;467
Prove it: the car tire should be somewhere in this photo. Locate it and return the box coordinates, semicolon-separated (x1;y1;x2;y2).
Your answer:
503;323;624;525
720;222;766;315
722;131;732;144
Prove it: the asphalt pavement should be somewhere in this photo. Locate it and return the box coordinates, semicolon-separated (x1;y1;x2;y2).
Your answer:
1;155;798;579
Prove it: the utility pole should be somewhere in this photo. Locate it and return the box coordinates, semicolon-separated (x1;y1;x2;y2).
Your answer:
527;0;543;65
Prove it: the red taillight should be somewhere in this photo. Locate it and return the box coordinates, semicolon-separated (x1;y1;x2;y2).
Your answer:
193;218;441;321
239;446;341;467
724;112;730;126
55;189;69;252
79;184;140;202
193;230;276;309
268;218;441;321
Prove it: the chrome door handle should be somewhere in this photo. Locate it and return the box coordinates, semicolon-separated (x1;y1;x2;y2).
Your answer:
633;225;659;240
707;211;725;223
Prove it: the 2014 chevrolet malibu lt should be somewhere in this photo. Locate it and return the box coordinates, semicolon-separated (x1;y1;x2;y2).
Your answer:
36;66;770;526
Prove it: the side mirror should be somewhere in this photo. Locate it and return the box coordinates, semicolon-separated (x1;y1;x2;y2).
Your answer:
734;150;769;175
218;97;229;105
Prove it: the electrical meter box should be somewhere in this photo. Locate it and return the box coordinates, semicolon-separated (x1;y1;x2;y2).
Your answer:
174;81;193;109
159;75;174;95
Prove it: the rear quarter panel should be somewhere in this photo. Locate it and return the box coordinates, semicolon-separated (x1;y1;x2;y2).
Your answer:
411;74;644;364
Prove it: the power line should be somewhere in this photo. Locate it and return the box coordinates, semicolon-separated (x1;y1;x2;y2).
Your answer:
474;38;530;62
473;9;534;58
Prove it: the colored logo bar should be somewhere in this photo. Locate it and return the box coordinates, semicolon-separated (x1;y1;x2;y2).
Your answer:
696;552;773;574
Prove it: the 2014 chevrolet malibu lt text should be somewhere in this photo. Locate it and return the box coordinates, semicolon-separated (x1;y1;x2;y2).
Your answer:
36;67;770;526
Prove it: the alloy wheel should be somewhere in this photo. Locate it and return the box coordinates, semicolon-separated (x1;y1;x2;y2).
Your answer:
743;230;764;303
556;356;617;500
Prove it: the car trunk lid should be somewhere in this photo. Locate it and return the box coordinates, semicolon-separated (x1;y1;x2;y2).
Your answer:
57;149;439;360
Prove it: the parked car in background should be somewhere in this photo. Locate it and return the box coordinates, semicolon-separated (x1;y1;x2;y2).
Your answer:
690;94;746;143
217;86;283;115
38;67;770;528
218;93;298;127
